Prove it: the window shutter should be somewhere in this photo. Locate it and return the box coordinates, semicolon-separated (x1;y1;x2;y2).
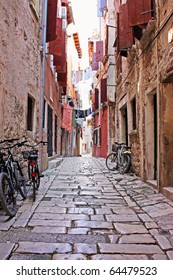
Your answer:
96;41;103;62
95;88;99;110
127;0;152;26
46;0;58;42
49;18;63;56
119;3;133;52
101;78;107;103
97;0;107;17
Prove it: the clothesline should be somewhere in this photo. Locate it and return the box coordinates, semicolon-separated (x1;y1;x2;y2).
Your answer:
74;108;92;119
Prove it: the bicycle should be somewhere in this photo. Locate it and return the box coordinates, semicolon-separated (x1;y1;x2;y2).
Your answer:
22;141;47;201
106;142;132;174
0;138;27;217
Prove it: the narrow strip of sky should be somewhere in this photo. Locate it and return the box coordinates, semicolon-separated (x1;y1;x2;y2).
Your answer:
70;0;99;67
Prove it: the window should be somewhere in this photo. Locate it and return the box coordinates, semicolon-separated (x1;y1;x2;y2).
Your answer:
131;97;137;130
27;95;35;131
93;127;101;146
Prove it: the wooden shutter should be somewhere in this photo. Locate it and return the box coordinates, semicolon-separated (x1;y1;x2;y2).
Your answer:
101;78;107;103
95;88;99;110
46;0;58;42
127;0;152;26
119;3;133;51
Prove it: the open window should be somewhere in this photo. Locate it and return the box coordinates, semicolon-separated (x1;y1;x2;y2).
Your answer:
127;0;155;40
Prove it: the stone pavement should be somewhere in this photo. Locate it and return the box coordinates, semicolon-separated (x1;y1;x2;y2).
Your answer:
0;156;173;260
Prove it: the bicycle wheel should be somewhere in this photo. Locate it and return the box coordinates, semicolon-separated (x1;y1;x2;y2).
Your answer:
0;172;17;217
35;166;40;190
14;163;27;199
32;177;36;202
106;153;118;171
119;153;131;174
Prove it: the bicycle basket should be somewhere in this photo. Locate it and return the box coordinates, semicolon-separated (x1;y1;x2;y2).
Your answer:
112;143;117;152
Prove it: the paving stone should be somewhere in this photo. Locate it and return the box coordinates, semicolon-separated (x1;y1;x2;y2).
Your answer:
90;215;105;221
166;250;173;260
15;242;72;254
114;223;148;234
0;243;15;260
98;243;163;254
67;228;89;234
108;235;120;243
152;254;168;260
52;254;87;260
28;219;71;227
95;208;112;214
91;254;149;260
0;217;15;231
67;207;94;215
32;213;89;221
10;253;51;260
154;235;173;250
111;207;135;214
138;213;153;222
74;243;97;254
35;206;67;214
32;226;67;234
106;214;139;222
74;220;113;229
145;222;158;229
119;234;155;244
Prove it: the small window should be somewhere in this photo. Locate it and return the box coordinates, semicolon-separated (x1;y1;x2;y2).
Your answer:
93;127;101;146
131;97;137;130
27;95;35;131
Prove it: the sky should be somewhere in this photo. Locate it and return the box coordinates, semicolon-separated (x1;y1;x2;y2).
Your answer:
70;0;99;68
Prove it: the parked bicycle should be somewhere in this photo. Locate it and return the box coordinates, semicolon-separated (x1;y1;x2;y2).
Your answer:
22;141;47;201
0;138;27;217
106;142;132;174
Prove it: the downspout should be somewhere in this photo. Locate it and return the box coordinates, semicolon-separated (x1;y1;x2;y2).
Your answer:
156;1;160;192
40;0;48;171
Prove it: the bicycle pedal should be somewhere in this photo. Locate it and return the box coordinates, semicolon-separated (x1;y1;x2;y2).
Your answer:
39;174;44;178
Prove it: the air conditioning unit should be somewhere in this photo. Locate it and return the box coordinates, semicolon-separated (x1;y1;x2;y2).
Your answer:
61;6;67;19
62;19;67;30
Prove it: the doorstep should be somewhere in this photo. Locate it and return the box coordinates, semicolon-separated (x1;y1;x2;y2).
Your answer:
48;158;63;169
162;187;173;202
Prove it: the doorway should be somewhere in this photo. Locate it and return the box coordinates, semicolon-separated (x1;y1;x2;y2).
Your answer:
54;115;57;154
146;91;157;180
120;105;128;145
47;105;53;157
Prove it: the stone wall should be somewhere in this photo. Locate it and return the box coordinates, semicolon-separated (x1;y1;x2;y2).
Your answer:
0;0;41;140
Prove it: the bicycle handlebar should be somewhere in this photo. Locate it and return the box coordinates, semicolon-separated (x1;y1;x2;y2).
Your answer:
0;140;28;150
22;141;48;148
0;138;19;144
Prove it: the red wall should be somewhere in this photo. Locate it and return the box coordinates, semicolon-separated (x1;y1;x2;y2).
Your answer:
93;108;108;158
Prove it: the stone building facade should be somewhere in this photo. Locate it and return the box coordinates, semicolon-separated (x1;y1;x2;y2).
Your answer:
114;0;173;199
0;0;69;171
0;0;41;141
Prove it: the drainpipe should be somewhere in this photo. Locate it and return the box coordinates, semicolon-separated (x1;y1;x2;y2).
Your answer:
156;1;160;192
40;0;48;171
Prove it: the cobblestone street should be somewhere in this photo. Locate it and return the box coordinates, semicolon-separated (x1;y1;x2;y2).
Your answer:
1;156;173;260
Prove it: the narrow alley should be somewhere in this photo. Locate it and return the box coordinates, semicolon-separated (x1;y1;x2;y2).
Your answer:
1;157;173;260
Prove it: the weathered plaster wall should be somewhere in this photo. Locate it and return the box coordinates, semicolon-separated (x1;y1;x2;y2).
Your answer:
0;0;41;140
